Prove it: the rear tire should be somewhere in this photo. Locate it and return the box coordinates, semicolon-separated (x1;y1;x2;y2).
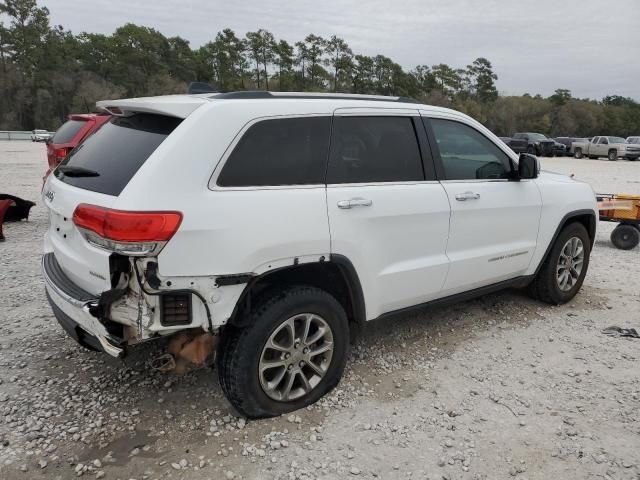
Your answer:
218;285;349;418
574;148;583;159
608;150;618;161
527;146;536;155
610;224;640;250
528;222;591;305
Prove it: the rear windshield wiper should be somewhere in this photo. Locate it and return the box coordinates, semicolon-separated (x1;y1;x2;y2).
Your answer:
57;166;100;177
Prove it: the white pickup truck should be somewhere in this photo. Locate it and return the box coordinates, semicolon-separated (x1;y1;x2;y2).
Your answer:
573;136;640;161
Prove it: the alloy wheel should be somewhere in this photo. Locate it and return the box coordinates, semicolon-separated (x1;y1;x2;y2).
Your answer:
556;237;585;291
258;313;334;402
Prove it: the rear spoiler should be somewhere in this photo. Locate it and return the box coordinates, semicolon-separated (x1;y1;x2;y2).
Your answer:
96;95;211;119
68;113;109;121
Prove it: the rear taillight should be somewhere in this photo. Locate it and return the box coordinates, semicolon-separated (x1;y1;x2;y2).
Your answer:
54;147;71;160
72;204;182;256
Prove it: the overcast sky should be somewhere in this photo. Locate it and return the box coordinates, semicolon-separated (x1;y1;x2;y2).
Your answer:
45;0;639;100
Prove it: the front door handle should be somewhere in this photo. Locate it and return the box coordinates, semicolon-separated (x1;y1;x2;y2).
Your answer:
337;197;373;209
455;191;481;201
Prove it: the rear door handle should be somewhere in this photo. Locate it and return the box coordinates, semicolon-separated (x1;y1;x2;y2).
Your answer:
455;191;481;201
337;197;373;209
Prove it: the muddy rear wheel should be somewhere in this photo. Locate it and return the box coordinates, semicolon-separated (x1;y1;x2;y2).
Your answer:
217;285;349;418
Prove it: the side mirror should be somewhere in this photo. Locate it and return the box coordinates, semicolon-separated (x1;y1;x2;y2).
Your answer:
518;153;539;179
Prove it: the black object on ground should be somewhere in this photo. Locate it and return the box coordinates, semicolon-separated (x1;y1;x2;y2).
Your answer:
0;200;11;241
0;194;36;221
602;326;640;339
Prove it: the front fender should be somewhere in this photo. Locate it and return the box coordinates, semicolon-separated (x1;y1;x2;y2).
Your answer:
526;175;597;276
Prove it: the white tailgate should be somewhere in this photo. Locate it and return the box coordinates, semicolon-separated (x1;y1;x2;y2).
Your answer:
42;176;116;295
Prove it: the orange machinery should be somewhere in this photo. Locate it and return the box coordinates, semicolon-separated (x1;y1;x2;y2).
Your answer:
597;193;640;250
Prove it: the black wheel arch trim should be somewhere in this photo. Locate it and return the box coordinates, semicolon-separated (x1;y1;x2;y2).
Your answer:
533;209;596;276
329;254;366;325
227;254;366;328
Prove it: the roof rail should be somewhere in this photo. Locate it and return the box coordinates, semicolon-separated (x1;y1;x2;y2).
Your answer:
210;91;420;103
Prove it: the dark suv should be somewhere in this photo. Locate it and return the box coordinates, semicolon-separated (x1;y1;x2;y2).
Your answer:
513;132;560;156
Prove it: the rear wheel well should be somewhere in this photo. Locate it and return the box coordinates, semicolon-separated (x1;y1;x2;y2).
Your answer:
228;261;364;332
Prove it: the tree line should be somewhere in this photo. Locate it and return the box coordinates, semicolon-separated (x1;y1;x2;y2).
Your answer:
1;0;639;138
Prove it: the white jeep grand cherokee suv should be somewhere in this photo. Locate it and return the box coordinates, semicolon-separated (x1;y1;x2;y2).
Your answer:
42;92;597;418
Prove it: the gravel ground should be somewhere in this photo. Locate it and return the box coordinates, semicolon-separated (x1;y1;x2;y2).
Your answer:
0;142;639;480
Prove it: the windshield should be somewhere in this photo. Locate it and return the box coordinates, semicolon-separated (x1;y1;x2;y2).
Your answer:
607;137;626;144
51;119;86;144
527;133;548;141
628;137;640;144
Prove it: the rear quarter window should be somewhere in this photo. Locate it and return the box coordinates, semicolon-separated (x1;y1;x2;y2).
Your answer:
54;114;181;196
51;119;86;144
217;116;331;187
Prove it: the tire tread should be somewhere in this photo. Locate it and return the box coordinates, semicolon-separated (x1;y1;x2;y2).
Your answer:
528;222;590;305
217;285;348;418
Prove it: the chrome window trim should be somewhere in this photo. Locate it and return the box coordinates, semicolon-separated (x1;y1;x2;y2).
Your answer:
440;179;510;184
327;180;440;188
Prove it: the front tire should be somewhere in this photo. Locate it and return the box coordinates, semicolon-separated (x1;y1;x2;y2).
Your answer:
529;222;591;305
218;286;349;418
610;224;640;250
608;150;618;161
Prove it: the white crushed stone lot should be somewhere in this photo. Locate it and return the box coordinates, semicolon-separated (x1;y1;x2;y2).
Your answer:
0;141;639;480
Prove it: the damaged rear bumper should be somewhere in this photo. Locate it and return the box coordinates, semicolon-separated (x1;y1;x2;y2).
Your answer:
42;253;124;358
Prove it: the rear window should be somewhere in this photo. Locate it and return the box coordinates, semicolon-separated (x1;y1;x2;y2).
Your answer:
51;119;86;144
327;116;424;184
55;114;181;196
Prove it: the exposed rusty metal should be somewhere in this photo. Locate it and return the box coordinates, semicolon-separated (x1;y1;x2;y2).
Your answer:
154;330;218;374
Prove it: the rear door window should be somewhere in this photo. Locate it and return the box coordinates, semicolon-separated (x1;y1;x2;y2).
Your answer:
51;119;86;144
54;114;181;196
217;116;331;187
327;116;424;184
